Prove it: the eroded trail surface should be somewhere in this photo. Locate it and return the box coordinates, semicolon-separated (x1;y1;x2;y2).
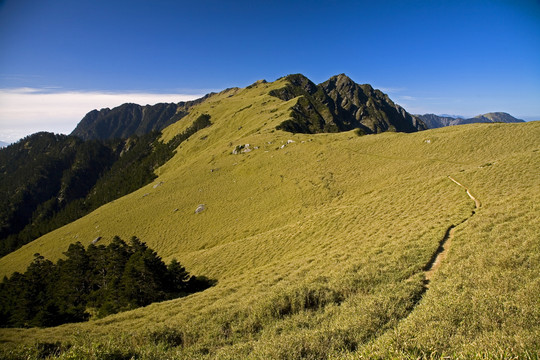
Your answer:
423;176;480;287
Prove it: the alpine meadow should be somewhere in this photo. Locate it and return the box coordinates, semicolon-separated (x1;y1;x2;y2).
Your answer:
0;74;539;359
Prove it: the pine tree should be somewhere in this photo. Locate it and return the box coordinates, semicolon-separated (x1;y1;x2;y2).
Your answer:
167;258;191;295
121;237;167;307
54;242;90;323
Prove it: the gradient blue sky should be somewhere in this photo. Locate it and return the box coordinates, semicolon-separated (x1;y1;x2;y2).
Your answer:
1;0;539;142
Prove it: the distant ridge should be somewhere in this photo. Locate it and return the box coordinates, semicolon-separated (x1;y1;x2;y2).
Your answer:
417;112;524;129
71;94;213;141
0;141;9;148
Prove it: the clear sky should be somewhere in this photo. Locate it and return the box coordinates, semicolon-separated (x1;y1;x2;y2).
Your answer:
1;0;539;142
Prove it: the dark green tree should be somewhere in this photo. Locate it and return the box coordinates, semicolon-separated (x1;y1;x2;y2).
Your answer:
13;254;59;327
167;258;191;295
0;236;215;327
121;237;168;307
54;242;90;322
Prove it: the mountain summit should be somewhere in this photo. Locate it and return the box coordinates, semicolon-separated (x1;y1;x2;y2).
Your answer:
271;74;426;134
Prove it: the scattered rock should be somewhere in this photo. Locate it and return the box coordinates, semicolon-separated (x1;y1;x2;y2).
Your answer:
153;181;164;189
287;139;295;144
232;145;244;154
232;144;255;154
92;236;102;244
195;204;206;214
424;139;431;144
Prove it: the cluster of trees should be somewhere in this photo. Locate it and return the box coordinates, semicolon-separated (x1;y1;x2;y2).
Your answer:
0;236;213;328
0;114;212;258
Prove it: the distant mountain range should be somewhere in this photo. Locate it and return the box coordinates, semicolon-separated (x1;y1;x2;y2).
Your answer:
417;112;524;129
0;141;9;148
68;74;526;142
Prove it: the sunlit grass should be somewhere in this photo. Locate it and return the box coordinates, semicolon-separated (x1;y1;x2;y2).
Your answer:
0;76;538;358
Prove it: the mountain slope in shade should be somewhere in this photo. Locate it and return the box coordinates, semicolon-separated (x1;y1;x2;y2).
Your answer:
71;94;212;141
418;112;524;129
272;74;427;134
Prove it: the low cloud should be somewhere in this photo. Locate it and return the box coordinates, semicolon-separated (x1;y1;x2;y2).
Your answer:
0;88;204;143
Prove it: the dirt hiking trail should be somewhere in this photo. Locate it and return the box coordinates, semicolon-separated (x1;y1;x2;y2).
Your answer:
423;176;481;286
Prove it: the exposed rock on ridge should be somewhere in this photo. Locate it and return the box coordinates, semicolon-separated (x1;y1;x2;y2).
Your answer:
71;94;213;141
270;74;427;134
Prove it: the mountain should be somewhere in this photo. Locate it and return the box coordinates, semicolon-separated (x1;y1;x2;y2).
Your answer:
0;141;9;148
0;132;115;255
417;112;524;128
71;94;212;141
0;75;538;358
0;126;200;257
71;74;425;142
3;71;427;258
469;112;525;124
271;74;427;134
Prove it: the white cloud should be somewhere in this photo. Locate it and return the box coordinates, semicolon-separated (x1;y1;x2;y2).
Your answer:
398;95;416;101
0;88;204;143
378;87;406;94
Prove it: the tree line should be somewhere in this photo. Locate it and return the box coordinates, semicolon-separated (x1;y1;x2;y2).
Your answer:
0;236;214;328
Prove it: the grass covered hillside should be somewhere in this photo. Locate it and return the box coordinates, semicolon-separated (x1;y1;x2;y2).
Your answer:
0;77;538;359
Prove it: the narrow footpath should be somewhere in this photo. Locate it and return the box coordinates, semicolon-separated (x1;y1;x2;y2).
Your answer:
423;176;481;287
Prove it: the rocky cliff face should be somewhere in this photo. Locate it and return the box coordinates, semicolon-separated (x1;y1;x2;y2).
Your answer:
417;112;524;129
270;74;427;134
71;94;212;141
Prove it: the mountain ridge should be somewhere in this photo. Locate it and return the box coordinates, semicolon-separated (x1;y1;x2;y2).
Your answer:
71;93;214;141
417;112;524;128
71;74;426;142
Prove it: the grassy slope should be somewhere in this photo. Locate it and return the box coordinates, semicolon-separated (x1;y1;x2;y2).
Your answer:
0;78;538;358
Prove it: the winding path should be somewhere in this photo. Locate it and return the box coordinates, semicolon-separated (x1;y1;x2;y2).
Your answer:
423;176;480;287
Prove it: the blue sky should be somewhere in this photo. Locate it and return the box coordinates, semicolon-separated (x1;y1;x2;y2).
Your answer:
1;0;539;142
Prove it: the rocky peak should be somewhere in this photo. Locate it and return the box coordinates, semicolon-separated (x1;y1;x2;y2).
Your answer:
272;74;427;134
282;74;318;94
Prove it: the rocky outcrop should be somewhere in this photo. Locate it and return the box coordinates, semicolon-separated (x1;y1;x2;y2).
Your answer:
270;74;427;134
71;94;213;141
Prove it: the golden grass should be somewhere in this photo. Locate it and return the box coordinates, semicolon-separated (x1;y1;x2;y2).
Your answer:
0;76;538;358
